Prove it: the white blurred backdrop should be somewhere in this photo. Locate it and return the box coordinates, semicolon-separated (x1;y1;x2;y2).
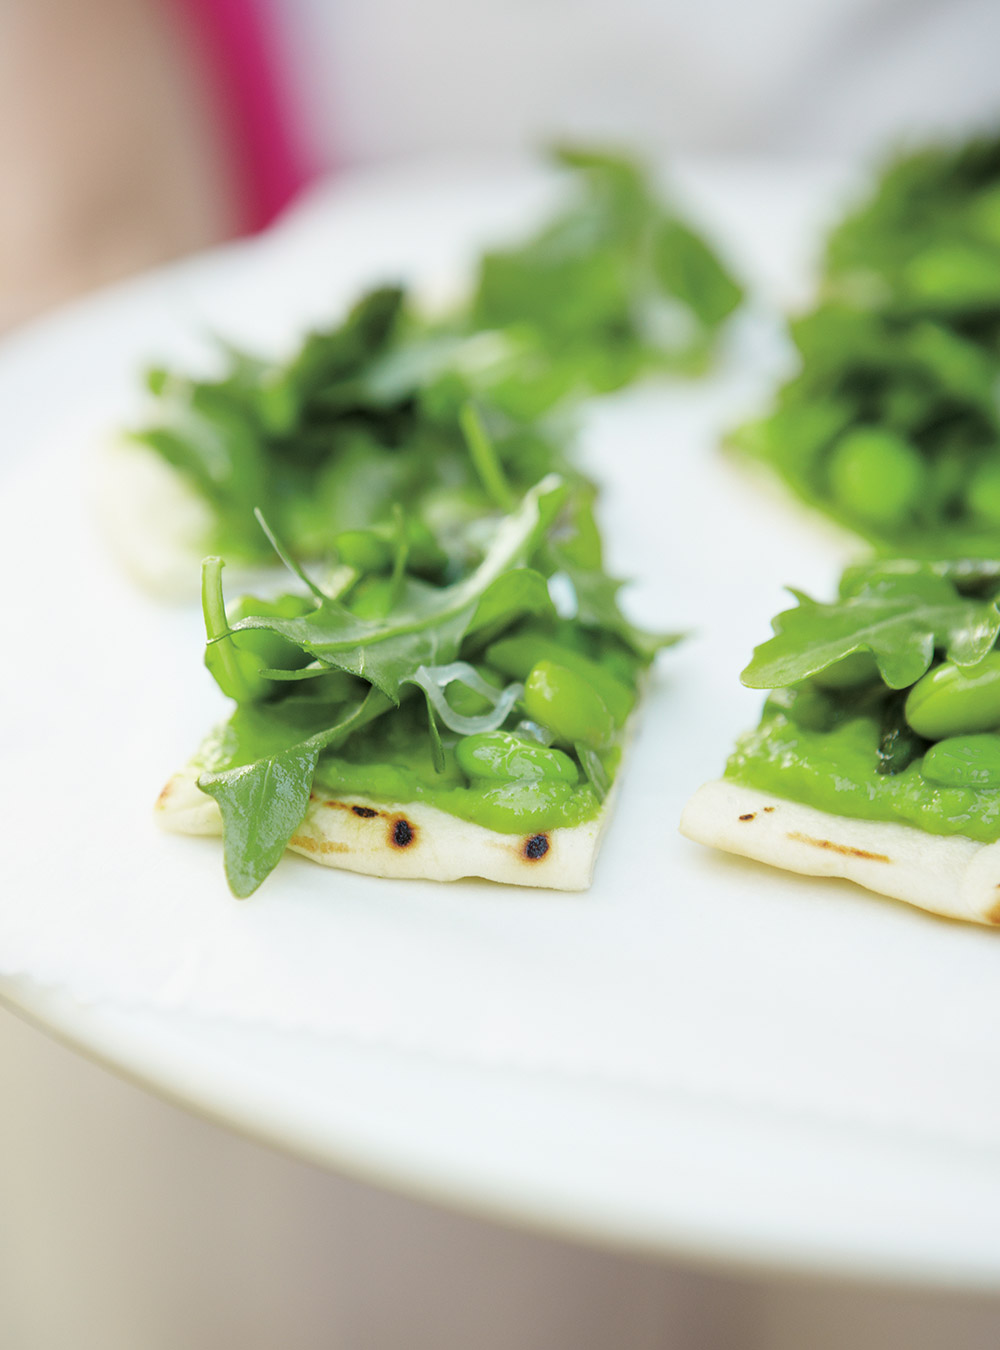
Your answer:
276;0;1000;165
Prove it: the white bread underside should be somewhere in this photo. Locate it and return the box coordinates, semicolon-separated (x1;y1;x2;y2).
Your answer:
680;779;1000;927
157;765;613;891
95;438;215;599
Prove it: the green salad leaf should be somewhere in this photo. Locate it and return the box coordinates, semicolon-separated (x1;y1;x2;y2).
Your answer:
132;146;742;572
732;129;1000;554
825;133;1000;316
133;283;568;565
187;466;671;897
743;564;1000;690
151;146;712;895
472;146;743;396
226;475;567;701
198;689;392;898
552;555;683;660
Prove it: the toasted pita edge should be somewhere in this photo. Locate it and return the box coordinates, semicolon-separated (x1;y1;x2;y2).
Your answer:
94;437;215;600
679;779;1000;927
156;764;615;891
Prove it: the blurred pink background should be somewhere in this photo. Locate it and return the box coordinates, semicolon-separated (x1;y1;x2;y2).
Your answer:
2;0;1000;332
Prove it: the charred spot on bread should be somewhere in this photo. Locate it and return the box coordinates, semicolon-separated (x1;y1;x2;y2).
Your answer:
523;833;550;860
391;817;415;848
787;830;890;863
290;834;348;855
318;799;385;818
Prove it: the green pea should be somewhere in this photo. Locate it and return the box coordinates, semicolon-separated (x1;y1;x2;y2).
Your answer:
487;636;634;725
921;735;1000;788
812;651;879;690
455;732;579;785
826;427;926;526
967;459;1000;526
905;653;1000;739
522;660;614;749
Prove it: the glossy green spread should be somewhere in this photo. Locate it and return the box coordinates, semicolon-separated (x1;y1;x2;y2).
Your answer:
312;701;615;833
726;685;1000;842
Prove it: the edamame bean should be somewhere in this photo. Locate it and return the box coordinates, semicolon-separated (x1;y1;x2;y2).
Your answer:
812;651;879;690
827;427;926;527
487;636;634;724
456;732;579;785
921;734;1000;788
522;660;614;749
905;652;1000;739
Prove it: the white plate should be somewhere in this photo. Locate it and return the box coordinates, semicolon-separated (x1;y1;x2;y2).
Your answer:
5;155;1000;1290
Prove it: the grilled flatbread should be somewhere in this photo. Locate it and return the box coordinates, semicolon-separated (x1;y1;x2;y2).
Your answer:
680;779;1000;926
95;438;213;599
157;763;614;891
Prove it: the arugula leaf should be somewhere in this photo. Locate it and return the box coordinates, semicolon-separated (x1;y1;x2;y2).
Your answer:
266;286;407;423
652;217;744;328
198;688;392;898
189;465;680;897
465;567;555;640
201;741;322;899
472;147;743;390
825;133;1000;315
132;147;743;575
131;285;444;560
743;565;1000;691
552;552;684;660
460;400;516;511
218;476;568;702
201;558;318;702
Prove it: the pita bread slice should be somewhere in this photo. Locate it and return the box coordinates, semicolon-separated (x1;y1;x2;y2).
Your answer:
95;437;214;599
680;779;1000;926
157;763;616;891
